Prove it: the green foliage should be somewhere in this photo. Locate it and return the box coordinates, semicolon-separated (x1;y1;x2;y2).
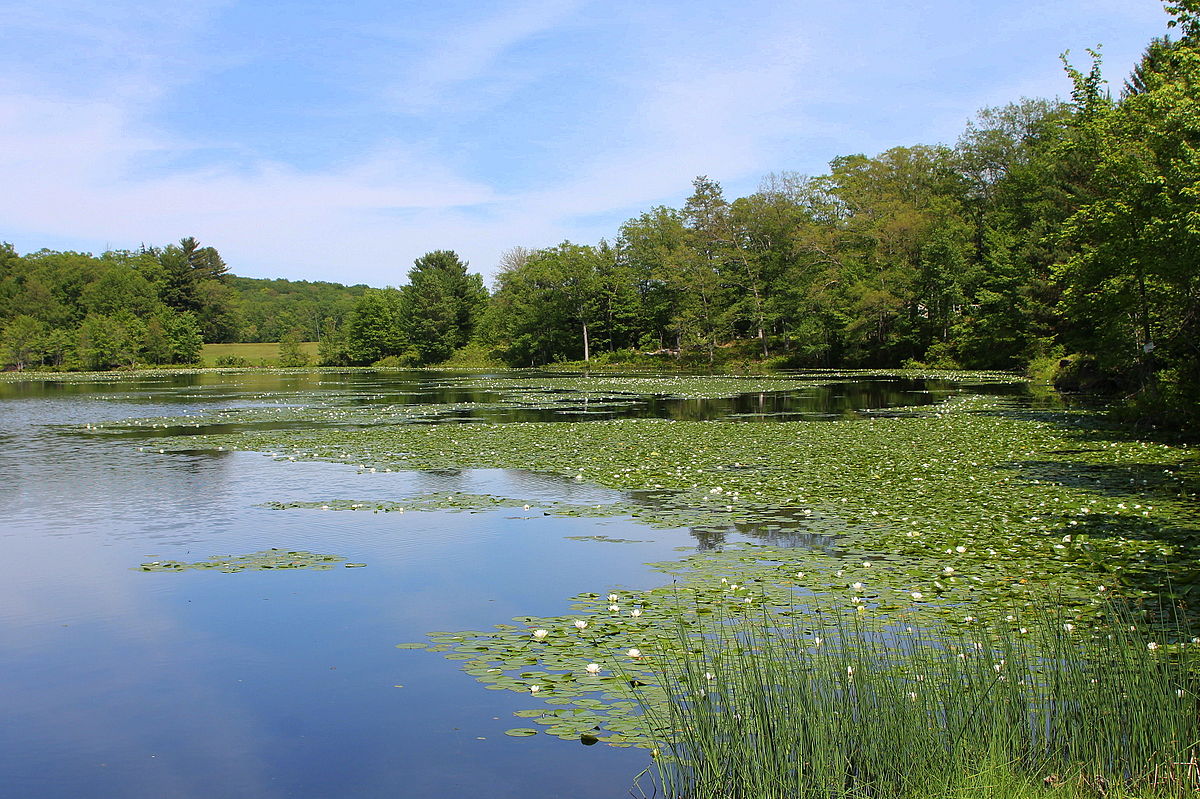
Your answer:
488;241;609;365
2;314;47;370
344;288;406;365
1056;31;1200;425
399;250;488;364
136;548;347;572
437;341;506;369
468;8;1197;425
278;329;310;367
0;238;301;370
228;275;366;344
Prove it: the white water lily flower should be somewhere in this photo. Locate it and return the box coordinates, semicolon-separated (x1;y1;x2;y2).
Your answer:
532;629;549;640
943;567;955;575
846;666;854;677
627;648;642;658
630;609;643;618
1148;642;1160;651
607;593;619;602
573;620;588;630
955;545;967;554
908;691;918;701
862;561;871;568
704;672;716;681
585;663;601;675
529;685;541;694
608;604;620;612
911;591;924;600
1063;623;1075;632
852;582;864;591
851;596;863;605
814;637;823;647
796;572;805;579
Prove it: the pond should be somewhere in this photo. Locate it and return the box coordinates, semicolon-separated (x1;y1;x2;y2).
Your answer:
0;368;1154;798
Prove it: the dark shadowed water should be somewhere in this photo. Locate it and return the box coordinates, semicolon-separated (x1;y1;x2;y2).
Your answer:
0;370;1021;798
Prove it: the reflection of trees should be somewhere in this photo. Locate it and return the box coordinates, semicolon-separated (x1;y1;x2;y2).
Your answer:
688;521;839;552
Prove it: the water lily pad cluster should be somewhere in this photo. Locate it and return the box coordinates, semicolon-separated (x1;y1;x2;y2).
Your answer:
154;391;1197;612
108;372;1200;749
135;548;349;572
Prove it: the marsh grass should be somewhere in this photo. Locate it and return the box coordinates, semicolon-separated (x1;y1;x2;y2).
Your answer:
633;603;1199;799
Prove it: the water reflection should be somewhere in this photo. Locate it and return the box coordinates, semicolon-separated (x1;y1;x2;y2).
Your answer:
0;370;1019;799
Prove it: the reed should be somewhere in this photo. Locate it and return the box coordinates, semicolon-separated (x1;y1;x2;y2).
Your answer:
634;603;1198;799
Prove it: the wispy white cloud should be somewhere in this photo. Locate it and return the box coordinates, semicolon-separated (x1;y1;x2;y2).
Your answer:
386;0;591;114
0;91;501;276
0;0;1174;284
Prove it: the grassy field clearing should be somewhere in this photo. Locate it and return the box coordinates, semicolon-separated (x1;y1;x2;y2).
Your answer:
200;341;319;366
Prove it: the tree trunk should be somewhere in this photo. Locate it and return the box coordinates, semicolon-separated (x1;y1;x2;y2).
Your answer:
582;321;590;362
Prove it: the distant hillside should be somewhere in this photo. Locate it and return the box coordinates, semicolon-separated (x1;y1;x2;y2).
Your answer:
228;275;370;343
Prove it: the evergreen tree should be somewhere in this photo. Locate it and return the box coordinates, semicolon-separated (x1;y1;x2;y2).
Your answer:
400;250;487;365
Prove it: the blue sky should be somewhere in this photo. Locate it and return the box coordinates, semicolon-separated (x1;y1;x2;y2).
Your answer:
0;0;1172;286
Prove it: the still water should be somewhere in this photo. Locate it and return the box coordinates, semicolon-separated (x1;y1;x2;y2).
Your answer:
0;370;1018;798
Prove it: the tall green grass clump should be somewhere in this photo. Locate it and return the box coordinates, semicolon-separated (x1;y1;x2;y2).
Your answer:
636;605;1198;799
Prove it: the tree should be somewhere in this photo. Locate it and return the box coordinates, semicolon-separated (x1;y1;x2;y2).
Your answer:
488;243;606;365
80;266;159;317
2;315;47;370
400;250;488;365
278;329;310;367
77;314;141;370
616;206;689;350
1056;28;1200;421
679;176;732;363
344;288;407;365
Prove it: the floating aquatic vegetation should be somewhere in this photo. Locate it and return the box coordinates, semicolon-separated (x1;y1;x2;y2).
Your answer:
135;548;350;572
105;371;1200;756
156;391;1197;614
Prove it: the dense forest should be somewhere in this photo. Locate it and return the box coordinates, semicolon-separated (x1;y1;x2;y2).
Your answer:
2;5;1197;425
0;240;367;369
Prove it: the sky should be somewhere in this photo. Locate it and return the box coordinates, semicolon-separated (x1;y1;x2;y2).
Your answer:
0;0;1174;287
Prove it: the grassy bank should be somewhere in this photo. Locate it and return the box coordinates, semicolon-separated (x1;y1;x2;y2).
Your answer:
199;341;320;366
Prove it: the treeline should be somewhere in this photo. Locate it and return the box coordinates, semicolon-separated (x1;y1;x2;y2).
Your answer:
0;240;368;369
4;4;1197;426
464;9;1197;425
319;250;487;367
0;238;232;370
229;276;369;344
